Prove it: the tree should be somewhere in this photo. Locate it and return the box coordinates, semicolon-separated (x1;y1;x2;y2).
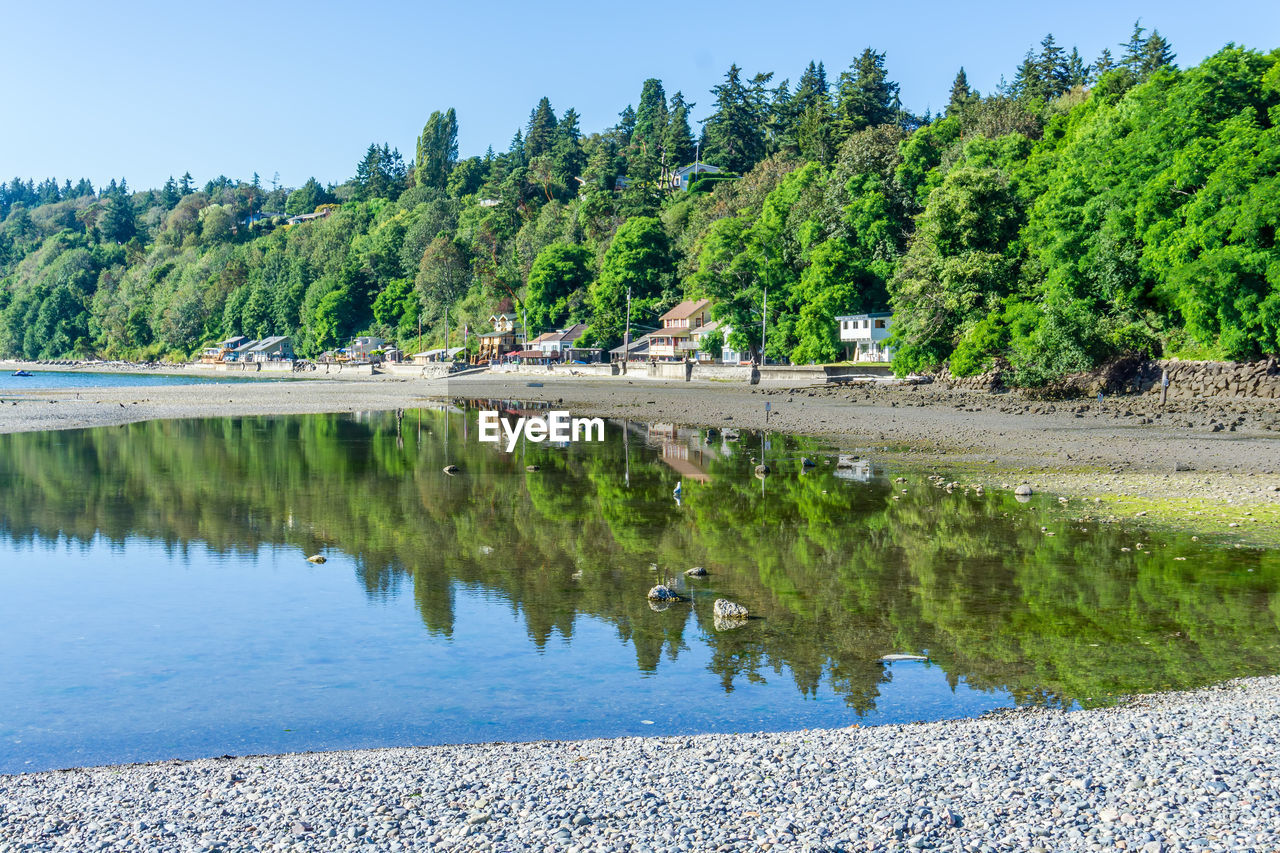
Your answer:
97;188;136;244
415;236;471;339
354;143;407;201
285;177;331;215
948;68;973;115
526;243;593;332
1038;34;1071;99
665;92;696;167
702;64;770;173
178;172;194;195
1140;31;1176;78
524;98;558;160
834;49;899;138
415;108;460;190
584;217;673;347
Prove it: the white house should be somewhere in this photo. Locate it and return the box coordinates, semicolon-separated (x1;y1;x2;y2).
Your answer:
673;163;722;191
837;312;894;362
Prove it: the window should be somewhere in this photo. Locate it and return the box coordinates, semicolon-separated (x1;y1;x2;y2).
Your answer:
875;319;886;329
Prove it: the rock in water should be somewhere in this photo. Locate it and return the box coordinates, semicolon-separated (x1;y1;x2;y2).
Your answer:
443;465;460;475
754;464;771;478
713;598;749;619
1014;484;1033;496
801;457;817;468
647;585;676;602
526;465;540;472
685;566;708;577
306;554;327;564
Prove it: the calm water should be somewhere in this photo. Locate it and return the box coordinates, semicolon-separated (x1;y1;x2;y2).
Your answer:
0;370;268;391
1;407;1278;773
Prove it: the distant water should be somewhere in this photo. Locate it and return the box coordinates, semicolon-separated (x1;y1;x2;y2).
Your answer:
0;370;270;391
1;408;1277;772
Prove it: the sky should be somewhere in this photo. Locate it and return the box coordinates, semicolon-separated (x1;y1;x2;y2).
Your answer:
3;0;1278;192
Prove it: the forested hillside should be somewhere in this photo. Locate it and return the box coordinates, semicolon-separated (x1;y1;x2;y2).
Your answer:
2;24;1277;382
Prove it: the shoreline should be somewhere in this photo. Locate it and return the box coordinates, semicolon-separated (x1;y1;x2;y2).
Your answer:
2;369;1279;539
2;676;1276;850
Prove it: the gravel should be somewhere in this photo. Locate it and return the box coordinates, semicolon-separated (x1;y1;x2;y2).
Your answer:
2;677;1277;852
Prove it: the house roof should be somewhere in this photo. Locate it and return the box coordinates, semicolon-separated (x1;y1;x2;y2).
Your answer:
490;313;519;321
248;335;290;352
232;340;259;353
220;335;248;348
609;334;651;355
675;163;722;178
548;322;589;343
529;332;558;344
836;311;893;320
659;298;711;322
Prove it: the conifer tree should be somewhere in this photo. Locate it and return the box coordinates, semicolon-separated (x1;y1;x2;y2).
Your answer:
947;68;972;115
524;98;558;159
415;108;460;190
834;48;899;138
665;92;696;167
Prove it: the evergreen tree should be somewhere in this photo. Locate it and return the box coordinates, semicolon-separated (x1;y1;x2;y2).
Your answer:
947;68;972;115
161;176;179;208
665;92;696;166
178;172;193;195
524;97;558;159
1066;48;1091;88
1141;31;1176;77
1038;34;1071;98
1094;47;1116;78
552;108;587;190
834;48;899;138
1012;49;1046;101
703;64;770;173
616;105;636;147
1121;20;1148;74
98;186;136;244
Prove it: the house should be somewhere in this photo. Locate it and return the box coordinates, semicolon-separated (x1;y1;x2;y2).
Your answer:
348;336;385;361
285;209;331;226
476;313;524;363
412;347;464;365
242;336;294;362
672;163;722;191
649;299;711;360
610;334;651;362
837;312;894;362
689;319;724;363
199;335;250;364
533;323;589;359
226;339;259;362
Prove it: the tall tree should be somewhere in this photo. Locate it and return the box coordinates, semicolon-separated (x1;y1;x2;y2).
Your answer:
834;49;899;138
702;64;770;173
524;98;559;159
665;92;696;166
415;108;460;190
947;68;973;115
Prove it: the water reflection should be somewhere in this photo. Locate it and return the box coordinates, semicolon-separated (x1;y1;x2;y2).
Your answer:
1;406;1278;769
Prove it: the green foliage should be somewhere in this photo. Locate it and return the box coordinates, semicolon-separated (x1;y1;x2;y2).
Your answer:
526;242;593;333
585;217;673;348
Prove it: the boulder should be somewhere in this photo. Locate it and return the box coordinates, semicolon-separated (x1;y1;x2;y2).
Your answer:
1014;484;1033;496
442;465;460;475
713;598;749;619
684;566;708;577
306;554;327;564
647;585;677;602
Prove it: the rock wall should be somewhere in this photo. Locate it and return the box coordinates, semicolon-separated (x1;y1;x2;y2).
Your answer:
1131;359;1280;400
936;361;1007;392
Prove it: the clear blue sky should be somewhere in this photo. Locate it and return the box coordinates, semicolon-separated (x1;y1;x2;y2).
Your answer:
3;0;1277;192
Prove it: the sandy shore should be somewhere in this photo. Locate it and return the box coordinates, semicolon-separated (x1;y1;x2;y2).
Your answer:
2;676;1276;851
3;369;1279;535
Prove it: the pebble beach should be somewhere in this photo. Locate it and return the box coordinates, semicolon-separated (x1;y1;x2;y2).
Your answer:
2;677;1277;852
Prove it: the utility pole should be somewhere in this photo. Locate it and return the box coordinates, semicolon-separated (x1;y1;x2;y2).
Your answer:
417;312;422;357
622;285;632;375
761;285;768;366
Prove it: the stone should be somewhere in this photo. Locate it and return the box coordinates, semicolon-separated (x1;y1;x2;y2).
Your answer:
442;465;460;475
1014;485;1034;496
306;554;326;564
647;585;677;602
713;598;748;619
684;566;708;577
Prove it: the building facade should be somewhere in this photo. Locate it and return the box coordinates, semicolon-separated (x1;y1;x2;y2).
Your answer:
837;312;894;362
